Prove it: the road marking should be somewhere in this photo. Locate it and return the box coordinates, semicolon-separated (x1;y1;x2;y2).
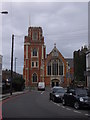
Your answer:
51;101;88;116
85;114;89;116
73;110;81;114
66;108;71;110
52;102;60;106
41;91;44;94
61;106;65;108
56;104;60;106
53;102;57;105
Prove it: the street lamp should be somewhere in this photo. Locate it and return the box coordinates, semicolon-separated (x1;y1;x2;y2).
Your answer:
10;34;24;95
0;11;8;14
15;57;17;73
10;34;14;95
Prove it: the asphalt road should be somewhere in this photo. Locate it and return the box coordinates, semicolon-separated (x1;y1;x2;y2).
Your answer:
2;90;90;119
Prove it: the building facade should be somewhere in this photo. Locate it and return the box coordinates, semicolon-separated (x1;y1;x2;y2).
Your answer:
86;45;90;87
23;27;73;88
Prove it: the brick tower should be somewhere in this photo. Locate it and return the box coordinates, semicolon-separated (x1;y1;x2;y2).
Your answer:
23;27;46;87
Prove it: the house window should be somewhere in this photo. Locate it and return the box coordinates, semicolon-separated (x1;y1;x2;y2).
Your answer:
33;48;37;56
32;73;37;82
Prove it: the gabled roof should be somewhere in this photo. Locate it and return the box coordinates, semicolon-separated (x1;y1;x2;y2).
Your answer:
46;44;66;63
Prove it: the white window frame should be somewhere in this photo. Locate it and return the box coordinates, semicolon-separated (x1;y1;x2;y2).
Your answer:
31;61;39;68
32;73;38;83
31;48;38;58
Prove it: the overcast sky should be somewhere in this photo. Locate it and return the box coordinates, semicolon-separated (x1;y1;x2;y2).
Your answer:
0;1;88;74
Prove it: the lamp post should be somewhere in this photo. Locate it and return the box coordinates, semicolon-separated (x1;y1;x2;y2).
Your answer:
10;34;14;95
10;34;24;95
15;57;17;73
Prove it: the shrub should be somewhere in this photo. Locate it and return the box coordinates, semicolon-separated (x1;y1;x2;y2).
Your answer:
12;77;25;91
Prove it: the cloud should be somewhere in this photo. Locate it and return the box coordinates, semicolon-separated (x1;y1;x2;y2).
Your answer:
1;2;88;74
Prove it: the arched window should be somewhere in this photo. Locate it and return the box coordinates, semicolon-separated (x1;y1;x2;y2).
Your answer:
33;48;37;56
52;60;58;75
47;62;51;75
59;60;63;75
32;73;37;82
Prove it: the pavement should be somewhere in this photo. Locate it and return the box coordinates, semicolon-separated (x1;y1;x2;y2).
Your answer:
0;89;29;101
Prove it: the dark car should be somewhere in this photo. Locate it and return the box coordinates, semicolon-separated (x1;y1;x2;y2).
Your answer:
62;87;90;109
49;86;65;102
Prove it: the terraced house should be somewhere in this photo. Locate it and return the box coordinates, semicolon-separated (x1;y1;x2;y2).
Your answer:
23;27;74;88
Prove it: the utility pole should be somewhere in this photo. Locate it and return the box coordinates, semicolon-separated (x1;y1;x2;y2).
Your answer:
10;34;14;95
15;57;17;73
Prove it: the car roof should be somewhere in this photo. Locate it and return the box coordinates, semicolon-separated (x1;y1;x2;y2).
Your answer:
68;87;87;91
52;86;63;89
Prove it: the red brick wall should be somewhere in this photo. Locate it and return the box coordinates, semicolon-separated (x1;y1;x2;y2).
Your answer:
23;27;69;88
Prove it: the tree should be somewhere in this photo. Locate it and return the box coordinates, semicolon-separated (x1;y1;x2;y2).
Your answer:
12;77;25;91
73;46;87;85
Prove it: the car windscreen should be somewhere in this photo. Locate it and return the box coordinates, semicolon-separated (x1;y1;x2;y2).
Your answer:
53;88;65;93
56;89;65;93
76;89;87;96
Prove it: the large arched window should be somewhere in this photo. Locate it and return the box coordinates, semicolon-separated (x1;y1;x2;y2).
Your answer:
59;65;63;75
59;60;63;75
47;59;63;76
47;62;51;75
52;60;58;75
32;73;37;82
33;48;37;56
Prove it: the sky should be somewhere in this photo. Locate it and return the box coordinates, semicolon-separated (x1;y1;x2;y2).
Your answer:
0;1;88;74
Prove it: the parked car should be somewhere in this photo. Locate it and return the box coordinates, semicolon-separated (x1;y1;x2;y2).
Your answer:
49;86;65;102
62;87;90;109
38;82;45;91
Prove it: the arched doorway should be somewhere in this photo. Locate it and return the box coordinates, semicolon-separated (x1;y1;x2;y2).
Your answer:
51;79;59;87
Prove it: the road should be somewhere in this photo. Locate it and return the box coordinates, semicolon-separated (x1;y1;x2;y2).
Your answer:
2;89;90;119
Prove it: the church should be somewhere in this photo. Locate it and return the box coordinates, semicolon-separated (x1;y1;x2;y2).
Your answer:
23;27;74;88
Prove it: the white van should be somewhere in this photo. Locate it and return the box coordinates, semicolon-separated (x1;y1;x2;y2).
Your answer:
38;82;45;91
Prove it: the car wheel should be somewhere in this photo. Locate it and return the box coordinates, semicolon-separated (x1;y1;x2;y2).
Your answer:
62;98;66;106
74;102;80;110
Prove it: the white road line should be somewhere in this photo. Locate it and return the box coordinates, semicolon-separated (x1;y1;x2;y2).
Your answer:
56;104;60;106
73;110;81;114
62;106;65;108
41;91;44;94
85;114;89;116
53;102;57;105
66;108;71;111
51;101;89;116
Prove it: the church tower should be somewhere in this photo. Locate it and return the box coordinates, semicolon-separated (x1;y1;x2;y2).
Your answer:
23;27;46;87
